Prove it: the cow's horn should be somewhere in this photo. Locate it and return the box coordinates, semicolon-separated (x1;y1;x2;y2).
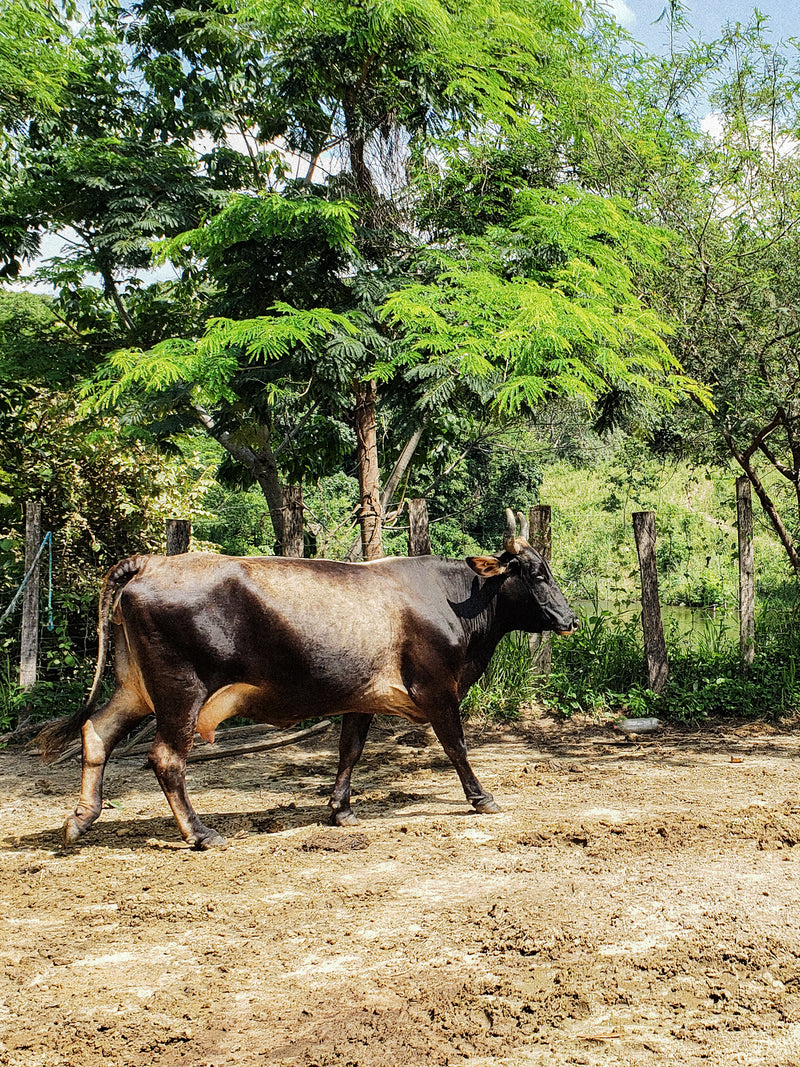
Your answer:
516;511;530;542
503;509;519;555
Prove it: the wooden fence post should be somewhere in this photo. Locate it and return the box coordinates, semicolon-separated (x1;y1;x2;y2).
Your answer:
408;498;432;556
165;519;191;556
632;511;668;693
736;476;755;669
19;501;42;693
528;505;553;676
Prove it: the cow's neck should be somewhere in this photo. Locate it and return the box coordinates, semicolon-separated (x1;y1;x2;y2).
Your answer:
449;570;512;694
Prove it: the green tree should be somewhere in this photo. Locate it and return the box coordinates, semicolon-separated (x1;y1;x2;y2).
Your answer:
1;0;710;565
629;15;800;574
0;0;77;127
75;0;706;554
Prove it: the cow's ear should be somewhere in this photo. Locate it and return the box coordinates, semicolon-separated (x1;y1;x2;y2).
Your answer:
467;556;507;578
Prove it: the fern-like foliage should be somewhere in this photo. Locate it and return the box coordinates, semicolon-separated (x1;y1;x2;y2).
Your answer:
381;186;711;415
157;192;357;268
82;303;358;412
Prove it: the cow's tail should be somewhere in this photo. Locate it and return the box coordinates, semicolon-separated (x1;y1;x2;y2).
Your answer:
37;556;146;762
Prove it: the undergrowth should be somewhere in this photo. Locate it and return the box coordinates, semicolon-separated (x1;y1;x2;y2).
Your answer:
542;603;800;724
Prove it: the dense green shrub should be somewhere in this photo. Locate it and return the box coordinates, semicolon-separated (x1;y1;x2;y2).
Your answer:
541;602;800;724
463;633;535;721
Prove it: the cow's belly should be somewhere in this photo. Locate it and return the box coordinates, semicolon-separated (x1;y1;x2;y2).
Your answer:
195;676;423;742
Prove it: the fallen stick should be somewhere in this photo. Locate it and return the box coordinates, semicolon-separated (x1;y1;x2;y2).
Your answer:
111;719;333;762
115;718;156;754
186;720;332;762
51;740;82;765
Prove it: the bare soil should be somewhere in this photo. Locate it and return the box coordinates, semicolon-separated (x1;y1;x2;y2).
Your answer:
2;714;800;1067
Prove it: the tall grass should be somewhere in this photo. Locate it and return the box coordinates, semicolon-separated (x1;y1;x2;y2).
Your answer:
463;632;536;721
460;598;800;726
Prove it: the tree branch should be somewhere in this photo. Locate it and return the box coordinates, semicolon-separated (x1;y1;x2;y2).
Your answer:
192;403;285;547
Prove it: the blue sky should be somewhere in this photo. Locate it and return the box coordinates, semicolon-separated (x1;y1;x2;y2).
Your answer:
604;0;798;53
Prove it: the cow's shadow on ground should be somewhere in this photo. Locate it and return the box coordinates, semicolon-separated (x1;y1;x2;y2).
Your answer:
5;790;469;854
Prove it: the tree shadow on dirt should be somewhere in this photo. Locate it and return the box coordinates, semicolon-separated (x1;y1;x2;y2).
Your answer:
514;719;800;764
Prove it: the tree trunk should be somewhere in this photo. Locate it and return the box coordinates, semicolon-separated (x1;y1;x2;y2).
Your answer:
736;476;755;670
192;405;286;552
281;485;305;558
345;421;426;561
354;380;383;560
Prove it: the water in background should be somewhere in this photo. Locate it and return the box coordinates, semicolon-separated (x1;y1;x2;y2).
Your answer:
576;599;740;648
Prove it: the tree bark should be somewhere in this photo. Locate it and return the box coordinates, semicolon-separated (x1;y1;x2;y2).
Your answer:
345;421;426;561
632;511;669;693
19;501;42;694
354;380;383;560
192;405;286;552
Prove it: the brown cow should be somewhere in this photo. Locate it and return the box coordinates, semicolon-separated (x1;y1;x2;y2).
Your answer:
39;510;577;849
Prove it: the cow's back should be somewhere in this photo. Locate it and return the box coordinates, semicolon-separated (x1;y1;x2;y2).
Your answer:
113;553;469;726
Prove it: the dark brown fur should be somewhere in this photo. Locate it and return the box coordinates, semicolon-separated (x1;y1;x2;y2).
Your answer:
44;534;577;849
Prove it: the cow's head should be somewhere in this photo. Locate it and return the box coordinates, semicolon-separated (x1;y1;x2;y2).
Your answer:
467;510;579;636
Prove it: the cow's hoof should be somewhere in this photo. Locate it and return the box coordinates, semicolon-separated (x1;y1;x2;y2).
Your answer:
332;809;359;827
62;816;85;845
473;798;501;814
189;829;228;850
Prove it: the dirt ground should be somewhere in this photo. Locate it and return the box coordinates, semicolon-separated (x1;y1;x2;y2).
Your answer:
2;713;800;1067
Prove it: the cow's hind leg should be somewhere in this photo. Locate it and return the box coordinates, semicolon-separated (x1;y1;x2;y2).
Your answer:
429;702;500;815
63;689;151;845
148;721;226;850
329;713;373;826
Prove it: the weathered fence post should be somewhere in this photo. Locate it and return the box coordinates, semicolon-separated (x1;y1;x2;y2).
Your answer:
528;505;553;676
736;476;755;670
165;518;191;556
632;511;668;693
408;498;432;556
19;501;42;694
281;486;305;557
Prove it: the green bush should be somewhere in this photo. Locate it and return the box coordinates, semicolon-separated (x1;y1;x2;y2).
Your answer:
541;602;800;724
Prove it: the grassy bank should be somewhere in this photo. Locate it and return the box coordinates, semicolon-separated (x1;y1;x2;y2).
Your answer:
540;454;794;608
462;603;800;726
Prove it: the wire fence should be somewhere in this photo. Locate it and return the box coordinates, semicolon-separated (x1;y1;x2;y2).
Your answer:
0;531;54;631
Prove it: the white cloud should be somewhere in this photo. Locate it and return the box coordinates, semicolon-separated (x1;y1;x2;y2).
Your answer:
600;0;637;30
700;113;724;139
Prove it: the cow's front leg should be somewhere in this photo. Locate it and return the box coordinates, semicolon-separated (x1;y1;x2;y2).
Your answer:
429;702;500;815
329;713;373;826
148;727;226;850
63;689;150;845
